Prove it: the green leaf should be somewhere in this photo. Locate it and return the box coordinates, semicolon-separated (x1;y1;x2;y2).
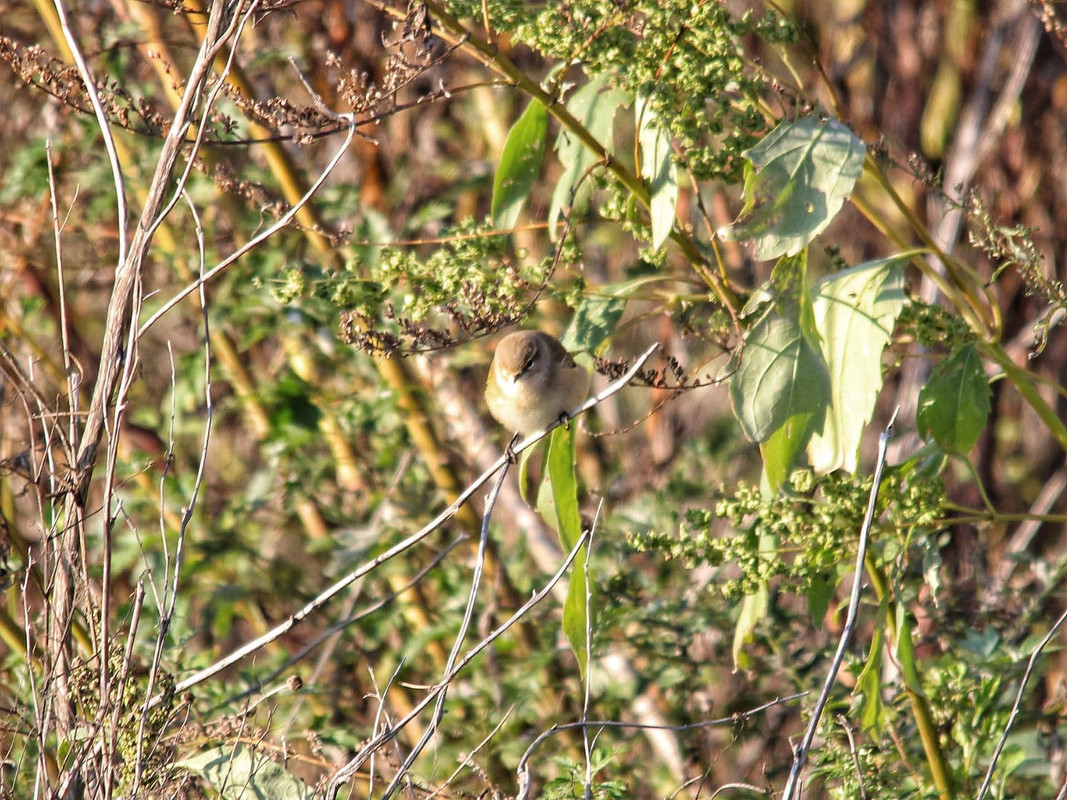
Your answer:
759;253;828;487
921;533;944;600
492;99;548;230
561;291;627;357
916;344;991;454
730;116;866;260
544;425;589;675
895;604;923;694
730;313;830;443
175;745;314;800
546;425;583;550
732;583;768;672
760;412;816;493
563;552;590;677
805;576;835;626
548;73;631;240
855;612;886;734
996;730;1054;778
636;94;678;250
808;256;909;473
518;444;539;505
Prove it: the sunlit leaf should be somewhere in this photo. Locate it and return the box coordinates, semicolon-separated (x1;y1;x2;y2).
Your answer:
758;255;829;485
732;581;768;672
730;116;866;260
492;99;548;230
518;444;538;504
895;604;923;693
637;93;678;250
176;745;314;800
808;256;909;473
855;606;886;734
563;554;590;676
561;291;627;357
730;314;830;443
544;425;589;676
546;425;582;551
548;73;630;240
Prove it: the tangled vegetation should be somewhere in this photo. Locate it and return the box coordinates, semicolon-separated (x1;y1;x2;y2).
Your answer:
1;0;1066;798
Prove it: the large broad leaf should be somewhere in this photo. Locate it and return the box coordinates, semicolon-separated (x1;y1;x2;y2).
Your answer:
492;99;548;230
916;344;991;454
548;74;630;240
175;745;314;800
636;93;678;250
730;313;830;444
731;116;866;261
561;288;628;357
808;256;909;473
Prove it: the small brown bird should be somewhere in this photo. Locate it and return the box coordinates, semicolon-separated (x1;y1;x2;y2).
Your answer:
484;330;590;435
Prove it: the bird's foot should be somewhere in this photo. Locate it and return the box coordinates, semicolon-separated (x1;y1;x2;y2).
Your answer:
504;433;521;464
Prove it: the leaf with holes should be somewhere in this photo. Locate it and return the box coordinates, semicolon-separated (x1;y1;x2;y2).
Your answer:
730;116;866;260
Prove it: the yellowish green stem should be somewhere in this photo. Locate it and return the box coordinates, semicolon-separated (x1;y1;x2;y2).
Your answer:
864;553;953;799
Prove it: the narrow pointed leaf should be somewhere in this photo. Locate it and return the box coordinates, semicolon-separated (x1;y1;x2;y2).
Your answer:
492;99;548;230
637;94;678;250
548;74;630;240
546;425;582;550
855;604;887;734
544;425;589;675
895;603;924;693
732;583;768;672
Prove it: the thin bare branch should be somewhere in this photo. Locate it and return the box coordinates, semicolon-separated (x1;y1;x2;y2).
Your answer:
51;0;128;265
375;459;511;800
162;343;658;700
136;115;358;339
975;603;1067;800
780;409;899;800
515;694;808;800
326;529;593;800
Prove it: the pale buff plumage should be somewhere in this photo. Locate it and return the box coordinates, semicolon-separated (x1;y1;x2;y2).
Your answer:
484;331;590;435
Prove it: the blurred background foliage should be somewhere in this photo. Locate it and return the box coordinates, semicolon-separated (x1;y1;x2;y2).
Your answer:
1;0;1067;798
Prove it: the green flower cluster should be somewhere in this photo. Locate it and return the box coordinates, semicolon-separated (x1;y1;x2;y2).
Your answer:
523;1;795;182
632;467;945;600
